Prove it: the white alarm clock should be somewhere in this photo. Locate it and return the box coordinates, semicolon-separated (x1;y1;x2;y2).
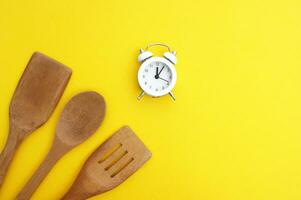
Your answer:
137;43;177;100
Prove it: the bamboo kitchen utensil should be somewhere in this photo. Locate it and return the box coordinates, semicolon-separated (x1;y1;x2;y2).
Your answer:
0;52;72;188
16;91;106;200
62;126;151;200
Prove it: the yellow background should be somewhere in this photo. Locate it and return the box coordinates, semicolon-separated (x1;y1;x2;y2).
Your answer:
0;0;301;199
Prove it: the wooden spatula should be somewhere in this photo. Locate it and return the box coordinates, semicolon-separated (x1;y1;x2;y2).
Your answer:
16;91;106;200
62;126;151;200
0;52;72;188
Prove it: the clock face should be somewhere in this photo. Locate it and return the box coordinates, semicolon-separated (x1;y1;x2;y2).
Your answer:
138;57;177;97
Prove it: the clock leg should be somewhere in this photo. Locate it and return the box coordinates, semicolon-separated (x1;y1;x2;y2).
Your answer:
137;91;145;100
169;92;176;101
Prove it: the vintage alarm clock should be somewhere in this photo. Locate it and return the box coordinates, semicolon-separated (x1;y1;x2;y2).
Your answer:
137;43;177;100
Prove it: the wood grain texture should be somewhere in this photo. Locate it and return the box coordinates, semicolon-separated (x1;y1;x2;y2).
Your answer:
62;126;152;200
16;91;106;200
0;52;72;188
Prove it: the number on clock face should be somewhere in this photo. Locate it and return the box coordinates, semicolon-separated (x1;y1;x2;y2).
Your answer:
141;61;172;92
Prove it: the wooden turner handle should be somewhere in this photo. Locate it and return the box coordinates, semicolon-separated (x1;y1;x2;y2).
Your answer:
0;124;25;187
61;179;90;200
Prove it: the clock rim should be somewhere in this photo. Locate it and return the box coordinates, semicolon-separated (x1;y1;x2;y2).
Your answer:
138;57;177;97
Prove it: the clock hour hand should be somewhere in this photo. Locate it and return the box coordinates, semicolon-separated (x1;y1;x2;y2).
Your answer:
155;67;159;79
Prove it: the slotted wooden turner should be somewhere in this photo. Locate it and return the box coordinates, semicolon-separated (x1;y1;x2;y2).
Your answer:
62;126;152;200
0;52;72;188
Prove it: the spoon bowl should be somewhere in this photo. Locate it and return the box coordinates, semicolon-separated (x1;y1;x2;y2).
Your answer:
56;91;106;146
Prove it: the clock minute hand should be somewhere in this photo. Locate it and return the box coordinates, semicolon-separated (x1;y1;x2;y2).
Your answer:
158;66;165;76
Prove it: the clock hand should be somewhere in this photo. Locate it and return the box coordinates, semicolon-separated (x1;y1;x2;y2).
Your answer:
158;66;165;76
159;77;169;83
155;67;159;79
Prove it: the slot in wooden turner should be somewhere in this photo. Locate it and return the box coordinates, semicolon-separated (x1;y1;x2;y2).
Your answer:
0;52;72;188
62;126;151;200
16;91;106;200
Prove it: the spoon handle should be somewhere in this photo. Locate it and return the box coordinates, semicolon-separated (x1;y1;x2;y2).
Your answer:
0;124;25;188
16;141;64;200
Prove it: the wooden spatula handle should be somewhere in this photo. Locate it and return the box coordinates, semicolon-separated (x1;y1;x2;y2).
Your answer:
0;124;25;187
62;181;92;200
16;142;64;200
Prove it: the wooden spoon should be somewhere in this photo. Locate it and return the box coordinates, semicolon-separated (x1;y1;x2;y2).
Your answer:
62;126;151;200
16;91;106;200
0;52;72;188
